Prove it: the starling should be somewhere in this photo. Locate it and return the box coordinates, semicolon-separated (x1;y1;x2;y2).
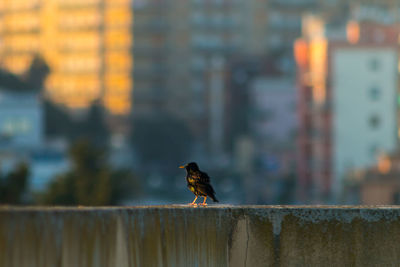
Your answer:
180;162;219;206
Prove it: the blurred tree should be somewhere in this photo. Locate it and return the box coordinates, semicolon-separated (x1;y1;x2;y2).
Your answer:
39;140;139;205
44;100;72;138
44;101;110;147
76;102;109;146
131;112;193;175
0;70;29;92
23;54;50;91
0;54;50;92
0;55;109;146
0;163;30;204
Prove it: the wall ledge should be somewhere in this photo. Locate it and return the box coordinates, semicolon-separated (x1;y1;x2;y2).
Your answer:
1;205;400;266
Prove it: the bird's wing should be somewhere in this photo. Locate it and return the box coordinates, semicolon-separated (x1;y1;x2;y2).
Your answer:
198;171;210;184
196;181;216;196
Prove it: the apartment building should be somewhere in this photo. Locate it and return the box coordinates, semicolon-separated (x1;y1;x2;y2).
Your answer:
0;0;132;115
295;16;400;202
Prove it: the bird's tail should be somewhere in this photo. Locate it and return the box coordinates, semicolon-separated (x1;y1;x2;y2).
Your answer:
206;184;219;202
209;192;219;202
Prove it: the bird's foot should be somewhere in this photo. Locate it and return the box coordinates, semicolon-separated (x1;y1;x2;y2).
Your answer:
199;203;208;206
188;203;198;206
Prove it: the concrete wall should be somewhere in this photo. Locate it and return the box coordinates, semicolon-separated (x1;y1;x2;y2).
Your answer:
1;206;400;266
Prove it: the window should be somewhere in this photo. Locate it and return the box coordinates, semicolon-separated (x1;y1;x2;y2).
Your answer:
369;86;380;101
369;114;380;129
369;58;380;71
2;117;31;135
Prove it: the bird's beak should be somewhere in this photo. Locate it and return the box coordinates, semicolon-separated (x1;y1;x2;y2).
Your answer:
179;165;185;168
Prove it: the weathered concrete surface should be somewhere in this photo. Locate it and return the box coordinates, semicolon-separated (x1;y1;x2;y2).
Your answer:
1;205;400;267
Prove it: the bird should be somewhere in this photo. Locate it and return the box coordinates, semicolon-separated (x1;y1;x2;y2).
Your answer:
179;162;218;206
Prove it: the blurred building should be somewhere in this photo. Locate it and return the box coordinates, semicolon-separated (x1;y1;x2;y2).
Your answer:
132;0;244;146
0;0;132;115
265;0;349;72
344;151;400;205
295;16;400;202
132;0;168;115
0;88;43;149
222;55;298;203
130;0;400;160
242;0;397;72
225;56;279;165
250;77;297;174
0;86;68;193
0;0;397;117
30;148;69;192
249;77;297;203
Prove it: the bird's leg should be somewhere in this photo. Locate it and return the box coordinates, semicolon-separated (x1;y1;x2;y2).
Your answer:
189;196;198;206
200;196;207;206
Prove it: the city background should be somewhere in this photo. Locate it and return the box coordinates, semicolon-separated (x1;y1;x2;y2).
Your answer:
0;0;400;205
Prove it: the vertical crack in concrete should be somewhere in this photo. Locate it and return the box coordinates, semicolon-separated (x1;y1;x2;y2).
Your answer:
244;216;249;267
273;234;280;267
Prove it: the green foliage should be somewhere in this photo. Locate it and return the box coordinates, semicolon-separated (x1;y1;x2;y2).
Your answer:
39;140;139;205
0;163;30;204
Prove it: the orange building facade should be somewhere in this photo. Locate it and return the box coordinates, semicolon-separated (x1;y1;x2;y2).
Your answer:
0;0;133;115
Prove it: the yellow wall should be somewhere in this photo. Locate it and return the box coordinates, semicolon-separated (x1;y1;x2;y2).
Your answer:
0;0;133;115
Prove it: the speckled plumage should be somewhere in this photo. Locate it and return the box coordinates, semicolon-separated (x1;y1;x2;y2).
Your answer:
180;162;218;204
